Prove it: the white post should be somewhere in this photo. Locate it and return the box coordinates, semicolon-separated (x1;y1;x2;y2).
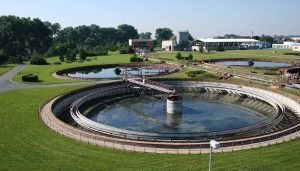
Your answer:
209;146;212;171
209;140;220;171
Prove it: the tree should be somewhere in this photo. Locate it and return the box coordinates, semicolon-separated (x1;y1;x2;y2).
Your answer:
117;24;139;42
0;15;54;63
119;44;134;54
253;36;260;40
65;49;77;61
79;49;87;60
55;44;68;61
155;28;174;44
260;35;275;44
139;32;152;39
170;35;177;41
188;54;193;60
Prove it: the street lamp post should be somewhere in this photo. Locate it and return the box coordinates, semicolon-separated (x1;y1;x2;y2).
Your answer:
208;140;221;171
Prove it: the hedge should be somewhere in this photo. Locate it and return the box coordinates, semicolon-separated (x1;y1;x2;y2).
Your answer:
22;74;39;82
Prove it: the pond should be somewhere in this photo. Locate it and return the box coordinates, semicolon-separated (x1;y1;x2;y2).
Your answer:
213;61;292;68
65;67;174;79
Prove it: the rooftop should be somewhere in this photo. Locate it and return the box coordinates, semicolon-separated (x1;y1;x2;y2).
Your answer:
196;38;260;43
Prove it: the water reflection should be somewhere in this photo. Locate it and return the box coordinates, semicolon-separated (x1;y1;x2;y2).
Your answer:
66;67;171;78
86;93;275;133
214;61;292;67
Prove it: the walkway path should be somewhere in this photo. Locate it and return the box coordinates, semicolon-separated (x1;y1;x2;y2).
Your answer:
126;77;173;94
0;65;99;92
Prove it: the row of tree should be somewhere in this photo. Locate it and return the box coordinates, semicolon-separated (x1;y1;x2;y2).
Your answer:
0;16;56;63
1;15;282;64
0;15;182;64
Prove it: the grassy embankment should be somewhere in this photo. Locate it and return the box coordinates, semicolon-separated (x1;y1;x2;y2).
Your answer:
1;86;300;170
0;64;16;75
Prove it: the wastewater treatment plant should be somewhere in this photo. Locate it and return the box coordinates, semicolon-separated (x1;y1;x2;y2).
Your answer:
1;3;300;170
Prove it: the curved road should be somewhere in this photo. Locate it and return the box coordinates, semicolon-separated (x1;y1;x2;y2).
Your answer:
0;64;99;92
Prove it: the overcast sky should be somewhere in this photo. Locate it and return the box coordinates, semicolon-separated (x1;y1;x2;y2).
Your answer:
1;0;299;38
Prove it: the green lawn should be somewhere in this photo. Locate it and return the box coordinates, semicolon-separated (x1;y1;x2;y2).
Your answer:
11;49;300;85
1;86;300;170
0;64;16;75
12;52;132;84
151;49;300;62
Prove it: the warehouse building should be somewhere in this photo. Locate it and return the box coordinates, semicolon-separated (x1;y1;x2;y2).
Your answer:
192;38;269;51
129;39;154;52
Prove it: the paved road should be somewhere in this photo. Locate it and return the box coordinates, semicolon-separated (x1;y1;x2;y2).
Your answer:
0;64;99;92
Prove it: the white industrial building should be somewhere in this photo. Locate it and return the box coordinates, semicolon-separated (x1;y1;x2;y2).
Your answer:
162;40;177;51
192;38;267;51
272;42;294;49
292;43;300;51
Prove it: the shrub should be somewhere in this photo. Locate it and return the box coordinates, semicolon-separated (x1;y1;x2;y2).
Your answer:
130;54;143;62
59;55;64;62
79;49;87;60
186;70;206;77
216;45;225;52
53;62;61;65
22;74;39;82
188;54;193;60
30;56;48;65
0;50;8;64
175;52;182;60
9;56;22;64
66;49;77;61
263;71;278;75
119;44;134;54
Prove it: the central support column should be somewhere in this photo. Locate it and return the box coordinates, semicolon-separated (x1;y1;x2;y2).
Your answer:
166;92;182;114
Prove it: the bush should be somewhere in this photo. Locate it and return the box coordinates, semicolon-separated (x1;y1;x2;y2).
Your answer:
53;62;61;65
66;49;77;61
263;71;278;75
130;54;143;62
175;52;182;60
119;44;134;54
59;55;64;62
9;56;23;64
0;50;8;64
186;70;206;77
79;49;87;60
188;54;193;60
30;56;48;65
22;74;39;82
216;46;225;52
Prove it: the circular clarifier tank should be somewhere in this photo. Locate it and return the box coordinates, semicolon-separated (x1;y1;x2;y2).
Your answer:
55;64;179;80
84;93;274;134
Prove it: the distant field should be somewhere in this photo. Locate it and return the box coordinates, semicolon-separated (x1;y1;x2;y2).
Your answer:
151;49;300;62
12;52;132;84
0;64;16;75
1;86;300;170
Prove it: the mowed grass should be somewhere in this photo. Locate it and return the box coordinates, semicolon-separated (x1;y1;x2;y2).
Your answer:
11;49;300;85
12;52;132;84
0;64;16;75
1;86;300;170
151;49;300;62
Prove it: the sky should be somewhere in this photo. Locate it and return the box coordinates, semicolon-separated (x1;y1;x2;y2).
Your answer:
0;0;300;38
